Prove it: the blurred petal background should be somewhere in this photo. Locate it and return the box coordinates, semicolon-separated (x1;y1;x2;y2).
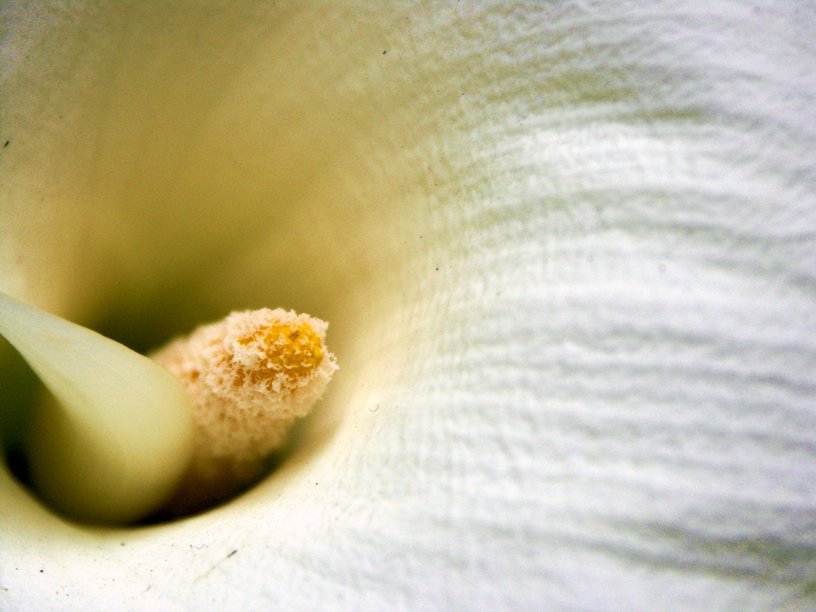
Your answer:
1;1;815;609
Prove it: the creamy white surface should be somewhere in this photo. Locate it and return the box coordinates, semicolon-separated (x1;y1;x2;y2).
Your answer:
0;1;814;610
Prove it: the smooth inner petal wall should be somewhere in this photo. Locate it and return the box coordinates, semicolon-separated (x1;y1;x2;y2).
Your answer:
1;1;815;609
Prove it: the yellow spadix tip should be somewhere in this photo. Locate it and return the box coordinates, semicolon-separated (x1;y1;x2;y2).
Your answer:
237;319;325;385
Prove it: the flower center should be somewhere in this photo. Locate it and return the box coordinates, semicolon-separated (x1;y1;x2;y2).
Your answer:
236;321;324;387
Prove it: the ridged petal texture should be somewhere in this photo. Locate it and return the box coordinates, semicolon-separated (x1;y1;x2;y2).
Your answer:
1;1;814;609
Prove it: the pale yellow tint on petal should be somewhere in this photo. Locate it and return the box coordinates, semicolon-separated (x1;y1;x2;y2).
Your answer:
0;293;194;523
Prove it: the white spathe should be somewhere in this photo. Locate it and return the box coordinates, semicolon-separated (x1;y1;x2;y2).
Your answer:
1;1;815;610
0;292;194;524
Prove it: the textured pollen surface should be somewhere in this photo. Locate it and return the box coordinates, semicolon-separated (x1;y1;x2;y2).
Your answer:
150;308;337;513
233;320;324;390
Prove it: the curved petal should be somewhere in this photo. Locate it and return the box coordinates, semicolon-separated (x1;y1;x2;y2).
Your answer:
0;292;193;524
1;1;815;609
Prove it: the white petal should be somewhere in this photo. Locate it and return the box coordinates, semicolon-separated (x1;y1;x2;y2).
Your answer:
0;2;814;610
0;293;194;523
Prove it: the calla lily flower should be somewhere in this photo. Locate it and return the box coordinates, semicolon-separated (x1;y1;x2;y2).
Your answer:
1;2;815;609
